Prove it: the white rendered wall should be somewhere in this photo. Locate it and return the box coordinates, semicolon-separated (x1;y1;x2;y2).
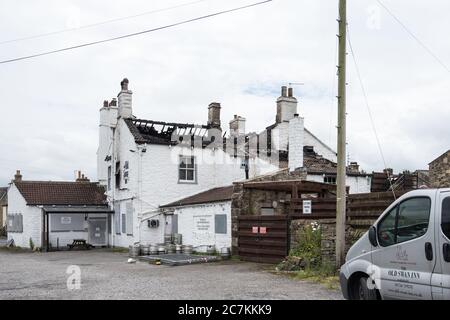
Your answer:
304;129;337;163
7;184;42;248
105;118;279;247
173;201;231;252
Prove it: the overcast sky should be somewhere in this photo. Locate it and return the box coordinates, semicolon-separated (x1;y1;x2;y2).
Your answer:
1;0;449;184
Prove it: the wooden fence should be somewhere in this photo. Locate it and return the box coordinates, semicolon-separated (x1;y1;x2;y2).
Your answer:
289;190;406;219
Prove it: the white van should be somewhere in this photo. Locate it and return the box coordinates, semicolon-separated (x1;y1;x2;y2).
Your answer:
340;188;450;300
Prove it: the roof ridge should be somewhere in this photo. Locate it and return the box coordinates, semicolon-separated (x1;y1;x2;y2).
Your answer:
16;180;98;184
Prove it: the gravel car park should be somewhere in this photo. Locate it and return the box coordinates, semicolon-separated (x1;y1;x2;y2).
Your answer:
0;249;342;300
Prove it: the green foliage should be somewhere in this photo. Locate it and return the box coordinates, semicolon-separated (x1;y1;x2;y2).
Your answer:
289;222;322;269
294;262;339;290
29;238;34;250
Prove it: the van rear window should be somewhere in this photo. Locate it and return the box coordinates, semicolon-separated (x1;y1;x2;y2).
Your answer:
442;197;450;240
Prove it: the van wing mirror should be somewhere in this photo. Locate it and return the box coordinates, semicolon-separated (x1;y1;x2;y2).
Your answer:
368;226;378;247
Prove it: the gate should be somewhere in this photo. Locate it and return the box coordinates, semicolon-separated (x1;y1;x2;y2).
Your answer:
238;215;289;264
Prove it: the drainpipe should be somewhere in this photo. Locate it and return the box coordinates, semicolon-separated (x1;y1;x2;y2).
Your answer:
111;127;116;247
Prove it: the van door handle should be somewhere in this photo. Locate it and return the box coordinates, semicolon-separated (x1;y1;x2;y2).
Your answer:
425;242;433;261
444;243;450;263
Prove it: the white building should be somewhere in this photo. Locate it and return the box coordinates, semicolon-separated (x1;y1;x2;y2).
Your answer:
6;171;112;250
160;186;233;253
97;79;371;249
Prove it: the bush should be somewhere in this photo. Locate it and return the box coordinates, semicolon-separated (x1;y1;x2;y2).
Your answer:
289;221;322;269
29;238;35;250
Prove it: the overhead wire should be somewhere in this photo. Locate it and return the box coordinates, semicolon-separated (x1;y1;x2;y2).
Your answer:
346;25;396;199
0;0;272;65
0;0;210;45
376;0;450;74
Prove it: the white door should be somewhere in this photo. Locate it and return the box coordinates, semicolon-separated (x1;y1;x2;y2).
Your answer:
438;193;450;299
88;218;107;246
372;196;436;300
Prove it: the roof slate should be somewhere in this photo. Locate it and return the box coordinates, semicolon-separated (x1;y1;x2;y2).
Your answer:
15;181;107;206
160;185;234;208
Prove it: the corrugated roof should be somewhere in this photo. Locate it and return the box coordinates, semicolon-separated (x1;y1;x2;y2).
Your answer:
15;181;107;206
160;185;234;208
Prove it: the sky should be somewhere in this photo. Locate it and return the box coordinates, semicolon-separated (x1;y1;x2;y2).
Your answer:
0;0;450;184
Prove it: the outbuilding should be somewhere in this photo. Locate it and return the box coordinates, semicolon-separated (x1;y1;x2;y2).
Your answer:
7;171;113;251
160;186;233;253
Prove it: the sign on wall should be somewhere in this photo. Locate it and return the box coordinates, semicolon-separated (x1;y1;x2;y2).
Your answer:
302;200;312;215
192;215;214;245
61;217;72;224
193;215;212;233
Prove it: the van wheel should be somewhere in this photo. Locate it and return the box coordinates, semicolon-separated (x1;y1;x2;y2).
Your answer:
352;276;378;300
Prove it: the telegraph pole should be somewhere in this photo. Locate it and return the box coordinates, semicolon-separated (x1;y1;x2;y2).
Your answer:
336;0;347;268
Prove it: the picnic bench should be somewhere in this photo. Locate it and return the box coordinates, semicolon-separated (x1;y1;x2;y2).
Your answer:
68;239;92;250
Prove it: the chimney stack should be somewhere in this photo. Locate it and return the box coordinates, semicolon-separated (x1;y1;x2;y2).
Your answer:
76;171;90;183
229;115;246;137
207;102;221;129
276;86;298;124
348;162;360;174
13;170;22;183
288;114;304;172
118;78;133;118
288;87;293;97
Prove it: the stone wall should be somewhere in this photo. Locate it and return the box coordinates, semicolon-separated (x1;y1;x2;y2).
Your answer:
290;216;377;267
429;150;450;188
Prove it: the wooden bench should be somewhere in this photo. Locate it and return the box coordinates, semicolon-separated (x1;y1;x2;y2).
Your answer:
68;239;92;250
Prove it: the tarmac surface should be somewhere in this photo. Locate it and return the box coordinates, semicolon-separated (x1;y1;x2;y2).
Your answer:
0;249;343;300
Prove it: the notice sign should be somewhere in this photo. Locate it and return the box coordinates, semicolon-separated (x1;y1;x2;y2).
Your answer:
61;216;72;224
259;227;267;234
252;226;259;234
302;200;312;215
193;215;212;233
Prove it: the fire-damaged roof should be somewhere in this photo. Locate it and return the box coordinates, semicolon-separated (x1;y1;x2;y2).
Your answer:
14;181;107;206
124;118;216;146
160;185;234;208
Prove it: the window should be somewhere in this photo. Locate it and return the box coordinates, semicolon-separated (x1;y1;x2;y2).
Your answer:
377;197;431;247
215;214;227;234
378;207;397;247
115;161;121;189
6;214;23;233
324;175;336;185
261;208;275;216
121;213;126;234
123;161;129;185
114;202;121;235
172;214;178;234
179;156;196;183
107;166;112;191
396;197;431;244
442;197;450;240
126;202;133;236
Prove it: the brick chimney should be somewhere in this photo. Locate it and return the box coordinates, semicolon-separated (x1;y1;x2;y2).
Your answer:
75;171;90;183
208;102;221;129
229;115;246;137
118;78;132;118
13;170;22;182
348;162;360;174
276;86;298;124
